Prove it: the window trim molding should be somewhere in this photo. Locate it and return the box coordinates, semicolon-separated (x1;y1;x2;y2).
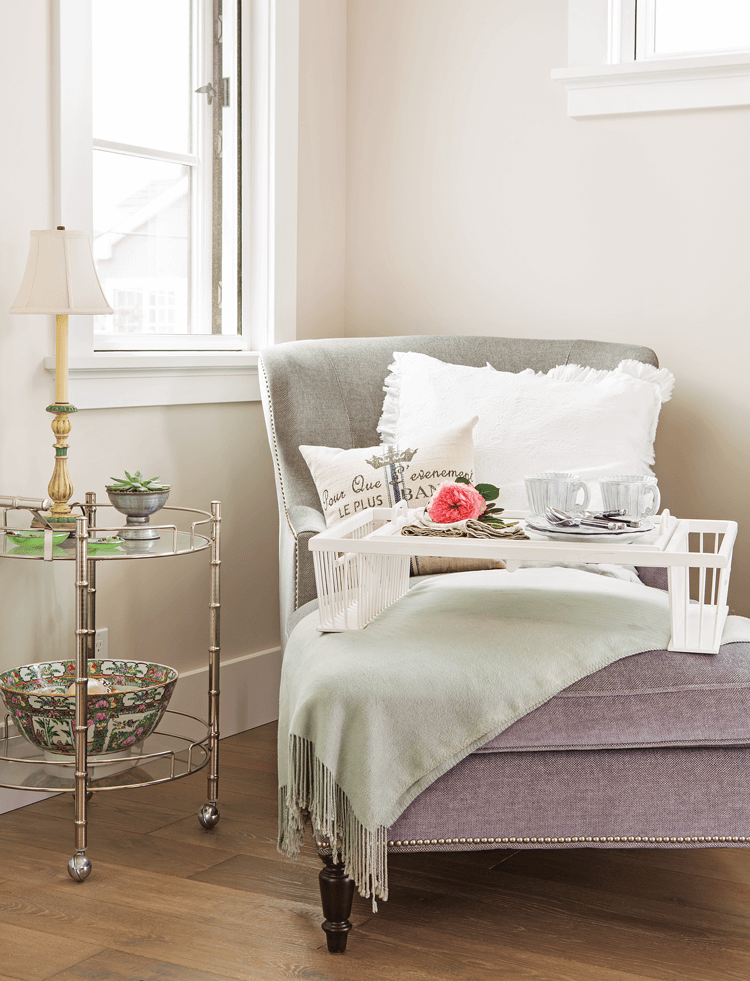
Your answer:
50;0;298;406
553;0;750;117
43;352;260;408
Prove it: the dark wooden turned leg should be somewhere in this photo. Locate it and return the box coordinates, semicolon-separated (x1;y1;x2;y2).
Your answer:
319;856;355;953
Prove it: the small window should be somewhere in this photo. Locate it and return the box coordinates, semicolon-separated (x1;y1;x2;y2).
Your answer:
555;0;750;117
636;0;750;60
91;0;242;350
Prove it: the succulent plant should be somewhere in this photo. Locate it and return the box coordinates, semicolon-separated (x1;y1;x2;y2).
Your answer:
106;470;170;492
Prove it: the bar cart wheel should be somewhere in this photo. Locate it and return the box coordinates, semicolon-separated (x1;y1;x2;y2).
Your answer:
68;853;92;881
198;802;220;828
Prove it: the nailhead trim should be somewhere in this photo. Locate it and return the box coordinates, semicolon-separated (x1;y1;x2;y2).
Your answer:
385;834;749;847
259;361;300;611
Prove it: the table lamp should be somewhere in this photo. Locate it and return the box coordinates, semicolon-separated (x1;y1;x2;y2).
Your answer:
9;227;113;527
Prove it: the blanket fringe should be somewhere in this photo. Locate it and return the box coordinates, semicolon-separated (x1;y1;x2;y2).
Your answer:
278;733;388;911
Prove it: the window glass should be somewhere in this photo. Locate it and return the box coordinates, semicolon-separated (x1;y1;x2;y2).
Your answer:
92;151;190;335
91;0;242;345
92;0;191;154
650;0;750;56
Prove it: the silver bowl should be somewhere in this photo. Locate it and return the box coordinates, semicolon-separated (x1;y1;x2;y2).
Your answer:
106;487;170;540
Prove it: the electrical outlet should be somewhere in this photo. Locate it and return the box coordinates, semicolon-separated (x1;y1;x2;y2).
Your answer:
94;627;108;659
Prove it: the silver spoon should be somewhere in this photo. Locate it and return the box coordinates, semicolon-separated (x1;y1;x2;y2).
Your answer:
546;508;624;531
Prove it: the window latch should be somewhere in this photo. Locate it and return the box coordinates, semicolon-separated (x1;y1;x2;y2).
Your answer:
195;79;230;108
195;82;216;105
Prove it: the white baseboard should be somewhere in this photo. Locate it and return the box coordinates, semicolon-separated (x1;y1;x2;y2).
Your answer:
0;646;282;815
168;645;283;736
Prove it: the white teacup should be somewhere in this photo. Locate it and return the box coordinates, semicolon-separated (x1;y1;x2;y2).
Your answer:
599;475;660;519
525;472;590;515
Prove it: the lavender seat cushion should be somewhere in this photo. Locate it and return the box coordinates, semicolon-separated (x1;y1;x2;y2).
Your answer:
388;640;750;848
482;641;750;752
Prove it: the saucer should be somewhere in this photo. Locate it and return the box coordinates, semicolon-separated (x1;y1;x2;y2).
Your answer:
525;514;654;544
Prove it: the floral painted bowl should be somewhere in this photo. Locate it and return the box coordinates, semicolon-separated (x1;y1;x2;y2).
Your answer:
0;659;178;756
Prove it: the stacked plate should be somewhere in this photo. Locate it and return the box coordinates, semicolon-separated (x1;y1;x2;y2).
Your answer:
525;514;654;544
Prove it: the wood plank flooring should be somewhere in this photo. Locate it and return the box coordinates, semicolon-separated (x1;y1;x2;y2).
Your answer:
1;722;749;980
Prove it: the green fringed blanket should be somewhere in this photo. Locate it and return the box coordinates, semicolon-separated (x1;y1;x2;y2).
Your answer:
277;567;750;904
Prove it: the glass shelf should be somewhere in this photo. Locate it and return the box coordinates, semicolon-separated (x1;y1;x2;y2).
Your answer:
0;504;213;561
0;711;210;792
0;529;210;561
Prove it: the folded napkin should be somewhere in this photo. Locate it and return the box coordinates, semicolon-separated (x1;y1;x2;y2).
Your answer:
400;518;528;539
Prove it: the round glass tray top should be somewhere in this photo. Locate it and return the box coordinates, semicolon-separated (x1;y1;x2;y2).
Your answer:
0;711;209;791
0;529;210;561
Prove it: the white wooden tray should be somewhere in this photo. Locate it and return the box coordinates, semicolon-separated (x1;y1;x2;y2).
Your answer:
309;504;737;654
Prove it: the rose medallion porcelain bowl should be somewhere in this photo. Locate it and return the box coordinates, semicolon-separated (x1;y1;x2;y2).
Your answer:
0;659;178;756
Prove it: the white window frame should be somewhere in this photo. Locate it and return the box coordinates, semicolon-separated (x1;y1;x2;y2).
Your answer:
552;0;750;117
47;0;299;407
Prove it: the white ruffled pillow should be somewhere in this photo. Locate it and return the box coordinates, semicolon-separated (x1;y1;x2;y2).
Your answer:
377;352;674;511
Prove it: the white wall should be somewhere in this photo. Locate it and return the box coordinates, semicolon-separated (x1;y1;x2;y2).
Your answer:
346;0;750;615
0;0;347;811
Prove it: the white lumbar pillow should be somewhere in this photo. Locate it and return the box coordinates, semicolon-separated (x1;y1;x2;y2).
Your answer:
300;417;478;527
377;352;674;512
300;417;507;575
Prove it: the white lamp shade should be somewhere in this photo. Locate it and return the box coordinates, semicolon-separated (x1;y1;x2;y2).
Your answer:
9;228;113;315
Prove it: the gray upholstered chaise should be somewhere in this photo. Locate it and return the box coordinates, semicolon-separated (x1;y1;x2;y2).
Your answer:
260;335;750;953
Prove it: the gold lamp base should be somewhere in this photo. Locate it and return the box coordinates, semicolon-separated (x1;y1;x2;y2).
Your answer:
29;401;79;529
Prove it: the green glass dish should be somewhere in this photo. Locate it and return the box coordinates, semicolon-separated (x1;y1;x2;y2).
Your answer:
5;530;70;546
86;536;125;552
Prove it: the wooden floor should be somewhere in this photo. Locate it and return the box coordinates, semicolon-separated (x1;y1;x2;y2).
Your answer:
1;723;750;980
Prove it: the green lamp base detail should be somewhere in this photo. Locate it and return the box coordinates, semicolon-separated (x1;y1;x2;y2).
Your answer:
31;513;79;529
46;403;78;414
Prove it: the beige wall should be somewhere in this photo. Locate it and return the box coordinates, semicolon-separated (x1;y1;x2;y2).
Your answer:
298;0;347;340
345;0;750;614
0;0;347;693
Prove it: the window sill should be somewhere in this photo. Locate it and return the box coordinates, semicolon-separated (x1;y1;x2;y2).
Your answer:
43;351;260;409
552;52;750;117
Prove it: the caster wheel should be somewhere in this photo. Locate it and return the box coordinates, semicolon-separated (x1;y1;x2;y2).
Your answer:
198;803;220;829
68;854;92;881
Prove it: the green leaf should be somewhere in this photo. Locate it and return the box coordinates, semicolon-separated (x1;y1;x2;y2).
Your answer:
454;476;472;485
475;483;500;501
480;514;514;527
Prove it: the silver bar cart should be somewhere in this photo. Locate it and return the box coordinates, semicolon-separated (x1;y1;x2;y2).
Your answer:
0;494;222;880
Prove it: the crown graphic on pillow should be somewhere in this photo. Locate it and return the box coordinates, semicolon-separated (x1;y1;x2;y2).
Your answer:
364;446;418;469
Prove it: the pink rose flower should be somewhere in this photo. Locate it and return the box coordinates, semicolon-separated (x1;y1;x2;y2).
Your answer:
122;736;136;746
95;712;108;721
427;481;486;523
